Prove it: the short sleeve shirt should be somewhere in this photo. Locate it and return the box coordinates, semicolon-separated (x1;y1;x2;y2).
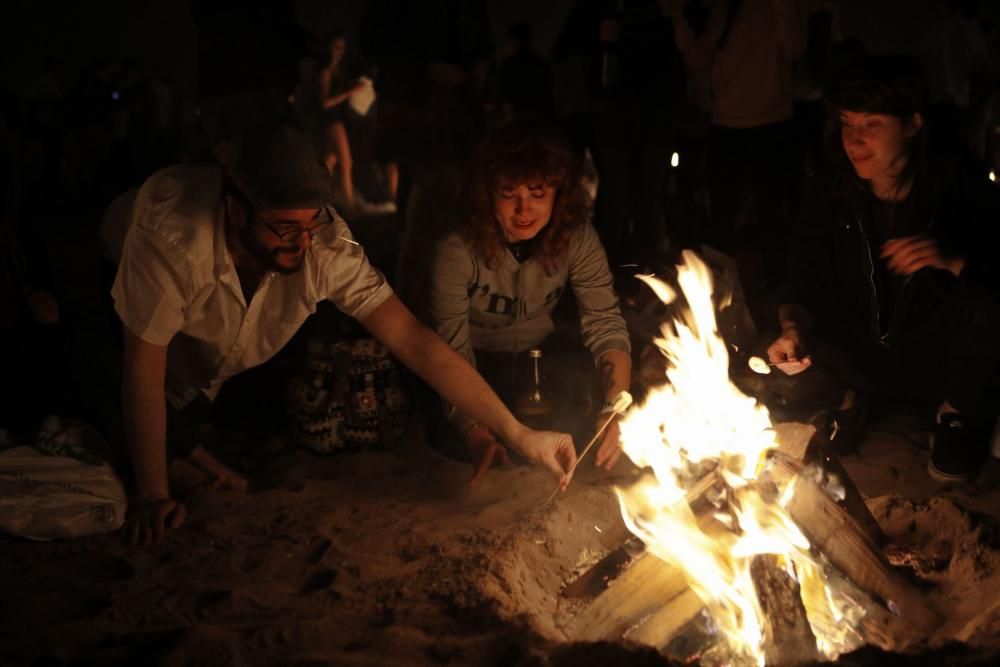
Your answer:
109;165;393;408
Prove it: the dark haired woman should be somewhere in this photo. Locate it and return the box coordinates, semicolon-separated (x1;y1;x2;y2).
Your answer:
428;119;632;483
767;56;1000;482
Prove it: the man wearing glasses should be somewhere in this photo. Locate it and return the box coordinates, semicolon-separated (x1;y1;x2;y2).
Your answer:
109;124;577;545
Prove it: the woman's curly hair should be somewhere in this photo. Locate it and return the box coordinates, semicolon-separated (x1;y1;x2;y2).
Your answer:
461;118;588;274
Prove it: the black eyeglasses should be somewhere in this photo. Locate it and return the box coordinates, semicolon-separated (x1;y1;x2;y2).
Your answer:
251;205;335;242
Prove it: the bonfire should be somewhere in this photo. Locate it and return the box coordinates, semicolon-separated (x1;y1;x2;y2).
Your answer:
610;251;895;665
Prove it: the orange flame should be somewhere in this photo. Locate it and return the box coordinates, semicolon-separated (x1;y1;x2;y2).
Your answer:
615;251;863;664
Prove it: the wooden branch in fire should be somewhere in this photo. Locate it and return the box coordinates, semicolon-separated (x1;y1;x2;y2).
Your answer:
751;554;821;666
561;422;941;658
561;465;723;601
768;451;943;635
562;468;723;640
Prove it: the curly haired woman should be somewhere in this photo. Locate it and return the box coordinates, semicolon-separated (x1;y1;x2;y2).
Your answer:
428;118;632;484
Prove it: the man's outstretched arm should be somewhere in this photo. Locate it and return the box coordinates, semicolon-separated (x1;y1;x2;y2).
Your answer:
359;295;577;487
122;327;186;543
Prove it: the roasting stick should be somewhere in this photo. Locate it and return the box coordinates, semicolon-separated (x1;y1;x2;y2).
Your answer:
548;390;633;502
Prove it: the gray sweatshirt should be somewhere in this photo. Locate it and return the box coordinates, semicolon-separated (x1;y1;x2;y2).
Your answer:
429;223;631;427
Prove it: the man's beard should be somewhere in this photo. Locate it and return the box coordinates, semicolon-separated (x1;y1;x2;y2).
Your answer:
240;225;305;275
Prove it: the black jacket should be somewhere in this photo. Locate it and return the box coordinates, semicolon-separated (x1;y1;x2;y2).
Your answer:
778;148;1000;358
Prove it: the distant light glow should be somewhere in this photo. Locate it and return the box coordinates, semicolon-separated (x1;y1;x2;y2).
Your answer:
990;170;996;182
671;152;680;168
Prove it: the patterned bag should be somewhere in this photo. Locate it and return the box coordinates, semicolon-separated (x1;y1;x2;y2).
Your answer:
287;336;409;453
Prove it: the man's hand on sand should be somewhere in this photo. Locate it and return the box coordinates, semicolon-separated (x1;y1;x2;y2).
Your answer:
511;429;577;490
123;495;186;545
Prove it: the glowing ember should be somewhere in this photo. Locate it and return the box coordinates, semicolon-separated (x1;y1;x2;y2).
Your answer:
615;251;863;665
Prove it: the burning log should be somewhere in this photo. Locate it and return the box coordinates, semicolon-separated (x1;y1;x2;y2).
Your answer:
769;452;943;635
565;546;692;642
563;470;722;640
565;493;824;661
773;421;888;550
807;449;888;549
560;533;637;601
561;467;722;601
563;255;941;663
773;422;887;549
623;587;704;647
751;554;821;665
563;431;935;659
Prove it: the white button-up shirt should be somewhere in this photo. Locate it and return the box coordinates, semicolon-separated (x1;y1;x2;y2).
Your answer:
109;165;393;408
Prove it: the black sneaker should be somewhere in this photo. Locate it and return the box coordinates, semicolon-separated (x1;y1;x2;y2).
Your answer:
928;413;987;483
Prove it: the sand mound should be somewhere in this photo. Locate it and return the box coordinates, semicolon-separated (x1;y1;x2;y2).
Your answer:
3;427;1000;665
870;494;1000;650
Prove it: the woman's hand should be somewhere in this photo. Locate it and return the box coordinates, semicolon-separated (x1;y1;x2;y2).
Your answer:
881;235;964;277
593;351;631;470
767;327;812;375
464;424;510;487
594;413;623;470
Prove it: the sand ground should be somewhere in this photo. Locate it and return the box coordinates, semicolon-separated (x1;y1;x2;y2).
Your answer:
2;418;1000;666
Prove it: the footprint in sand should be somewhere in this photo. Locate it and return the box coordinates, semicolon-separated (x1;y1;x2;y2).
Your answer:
30;591;113;625
195;590;232;620
86;555;136;583
307;536;332;564
17;555;135;594
251;477;307;493
300;568;338;594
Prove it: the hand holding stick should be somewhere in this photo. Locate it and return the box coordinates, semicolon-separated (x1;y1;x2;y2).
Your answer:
547;391;633;501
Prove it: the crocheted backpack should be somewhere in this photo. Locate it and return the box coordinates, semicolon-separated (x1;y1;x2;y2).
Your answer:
286;336;409;453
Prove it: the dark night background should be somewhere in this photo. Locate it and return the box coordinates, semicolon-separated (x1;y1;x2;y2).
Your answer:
3;2;1000;667
1;0;993;96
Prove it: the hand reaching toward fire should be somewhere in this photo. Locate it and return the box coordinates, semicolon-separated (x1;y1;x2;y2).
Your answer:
767;327;812;376
510;428;577;490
